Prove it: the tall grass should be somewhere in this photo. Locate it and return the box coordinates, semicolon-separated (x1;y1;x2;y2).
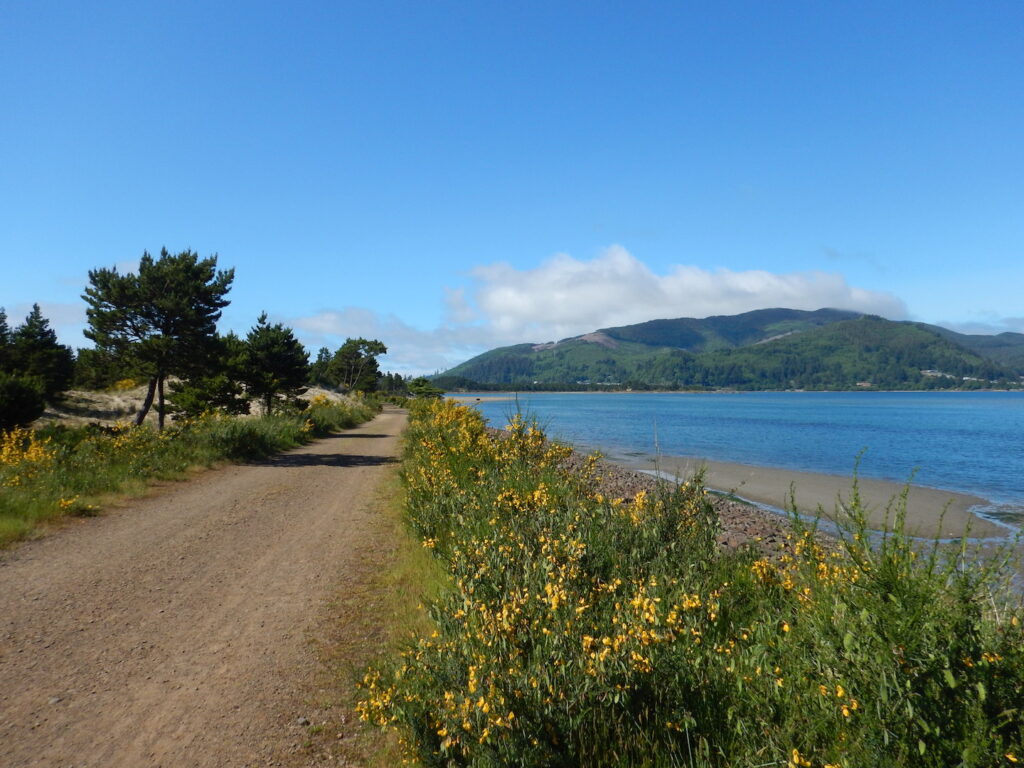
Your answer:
0;394;378;545
358;399;1024;767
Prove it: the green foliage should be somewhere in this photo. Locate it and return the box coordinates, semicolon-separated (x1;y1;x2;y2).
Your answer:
1;304;74;402
309;346;334;387
358;401;1024;766
243;312;309;414
379;371;411;396
83;248;234;428
442;312;1024;390
407;376;444;398
306;339;389;393
603;307;861;352
168;332;250;417
72;346;139;390
0;372;46;430
304;393;380;433
329;338;388;392
696;316;1014;390
923;324;1024;371
0;308;10;368
0;398;377;546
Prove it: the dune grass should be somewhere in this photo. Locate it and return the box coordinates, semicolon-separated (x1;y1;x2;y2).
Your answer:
358;399;1023;767
0;394;378;546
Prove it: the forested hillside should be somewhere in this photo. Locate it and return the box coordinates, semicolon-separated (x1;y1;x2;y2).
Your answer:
437;310;1024;391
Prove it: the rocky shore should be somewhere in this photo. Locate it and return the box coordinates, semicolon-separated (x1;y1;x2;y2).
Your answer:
557;448;793;556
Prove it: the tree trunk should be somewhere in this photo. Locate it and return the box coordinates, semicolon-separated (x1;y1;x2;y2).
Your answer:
136;377;158;426
352;359;368;392
157;375;165;431
264;393;273;416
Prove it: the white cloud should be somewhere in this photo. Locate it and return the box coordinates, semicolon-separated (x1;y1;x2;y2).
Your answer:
290;245;910;374
940;316;1024;336
470;245;906;343
290;308;486;376
443;287;476;324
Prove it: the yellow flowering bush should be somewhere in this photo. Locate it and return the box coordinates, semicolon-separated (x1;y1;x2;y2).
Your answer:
0;427;55;486
0;397;377;545
359;399;1024;767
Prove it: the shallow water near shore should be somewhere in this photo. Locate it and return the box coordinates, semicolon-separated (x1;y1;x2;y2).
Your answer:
456;391;1024;536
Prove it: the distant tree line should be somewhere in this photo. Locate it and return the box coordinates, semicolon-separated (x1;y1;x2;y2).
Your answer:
1;248;403;430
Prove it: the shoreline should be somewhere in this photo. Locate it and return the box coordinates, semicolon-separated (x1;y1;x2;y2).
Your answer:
608;453;1009;540
448;389;1024;397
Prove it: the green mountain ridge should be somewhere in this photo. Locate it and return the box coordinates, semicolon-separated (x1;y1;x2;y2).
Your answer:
437;308;1024;391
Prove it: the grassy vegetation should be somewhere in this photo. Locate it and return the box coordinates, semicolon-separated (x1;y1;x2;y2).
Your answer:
0;393;377;546
358;399;1024;766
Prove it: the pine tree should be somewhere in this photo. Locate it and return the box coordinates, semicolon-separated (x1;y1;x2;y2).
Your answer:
0;307;11;372
83;249;234;428
8;304;74;402
168;332;251;418
243;313;309;415
309;347;335;388
329;338;387;392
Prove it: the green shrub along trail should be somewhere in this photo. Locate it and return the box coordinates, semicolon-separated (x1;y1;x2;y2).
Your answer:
0;394;377;545
358;399;1023;767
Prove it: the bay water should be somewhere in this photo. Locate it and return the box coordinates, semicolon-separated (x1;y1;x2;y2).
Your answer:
459;391;1024;522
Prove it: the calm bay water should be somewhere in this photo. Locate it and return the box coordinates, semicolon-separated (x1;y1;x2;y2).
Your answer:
460;392;1024;514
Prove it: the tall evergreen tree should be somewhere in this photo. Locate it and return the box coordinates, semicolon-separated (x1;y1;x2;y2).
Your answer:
83;249;234;429
9;304;75;401
243;313;309;415
309;346;335;388
0;306;46;429
0;307;11;372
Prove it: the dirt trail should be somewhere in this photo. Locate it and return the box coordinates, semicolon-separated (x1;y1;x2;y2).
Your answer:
0;409;407;767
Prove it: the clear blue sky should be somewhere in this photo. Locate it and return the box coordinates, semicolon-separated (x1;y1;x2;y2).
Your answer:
3;1;1022;373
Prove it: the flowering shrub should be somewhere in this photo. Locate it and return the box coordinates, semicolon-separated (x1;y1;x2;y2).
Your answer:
0;397;377;545
0;427;56;487
358;399;1024;767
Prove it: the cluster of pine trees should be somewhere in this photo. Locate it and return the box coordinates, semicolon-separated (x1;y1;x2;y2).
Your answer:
1;248;400;430
0;305;75;429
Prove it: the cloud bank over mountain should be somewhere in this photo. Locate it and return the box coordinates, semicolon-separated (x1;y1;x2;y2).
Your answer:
465;246;906;343
293;246;910;374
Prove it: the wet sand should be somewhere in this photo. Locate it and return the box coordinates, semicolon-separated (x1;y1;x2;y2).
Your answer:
614;454;1007;539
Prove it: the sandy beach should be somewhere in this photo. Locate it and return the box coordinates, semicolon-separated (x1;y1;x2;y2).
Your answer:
614;454;1007;540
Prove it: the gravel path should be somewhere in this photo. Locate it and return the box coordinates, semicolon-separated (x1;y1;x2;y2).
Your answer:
0;409;407;768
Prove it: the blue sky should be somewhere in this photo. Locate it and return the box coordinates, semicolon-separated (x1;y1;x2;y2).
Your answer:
2;1;1022;373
